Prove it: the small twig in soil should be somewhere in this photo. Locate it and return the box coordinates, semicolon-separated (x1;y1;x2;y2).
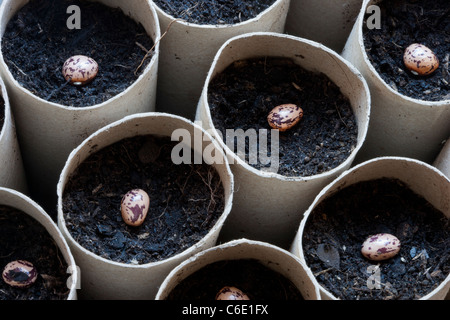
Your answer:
314;267;333;277
390;40;403;49
0;251;15;259
134;18;185;75
135;41;149;54
114;64;132;69
178;2;201;20
335;103;349;129
45;79;71;101
9;60;29;78
179;166;195;195
292;82;303;91
150;194;171;220
120;144;133;167
195;167;221;212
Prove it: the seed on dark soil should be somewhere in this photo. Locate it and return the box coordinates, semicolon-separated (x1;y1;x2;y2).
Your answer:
165;259;304;300
363;0;449;101
0;206;69;300
62;135;226;264
302;178;449;300
1;0;155;107
207;57;358;177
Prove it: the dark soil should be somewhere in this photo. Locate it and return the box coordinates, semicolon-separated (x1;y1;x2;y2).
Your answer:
165;259;304;300
0;206;70;300
1;0;154;107
152;0;276;25
62;135;225;264
208;57;358;177
363;0;450;101
302;178;449;300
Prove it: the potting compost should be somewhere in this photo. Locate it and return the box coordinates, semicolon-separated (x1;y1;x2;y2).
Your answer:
303;178;449;300
166;259;304;300
363;0;450;101
208;57;358;177
1;0;154;106
0;206;69;300
63;135;225;264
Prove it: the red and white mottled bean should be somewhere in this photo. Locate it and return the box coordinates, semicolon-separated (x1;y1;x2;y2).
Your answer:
267;104;303;132
403;43;439;76
2;260;38;288
361;233;401;261
62;55;99;85
215;286;250;300
121;189;150;227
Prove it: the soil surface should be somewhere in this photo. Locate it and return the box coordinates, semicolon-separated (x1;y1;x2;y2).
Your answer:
208;57;358;177
62;135;225;264
165;259;304;300
363;0;450;101
0;206;70;300
302;178;449;300
1;0;154;107
153;0;276;25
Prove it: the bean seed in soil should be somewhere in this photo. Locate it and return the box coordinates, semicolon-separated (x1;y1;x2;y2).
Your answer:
0;206;69;300
363;0;449;101
302;178;449;300
62;135;226;265
208;57;358;177
1;0;155;107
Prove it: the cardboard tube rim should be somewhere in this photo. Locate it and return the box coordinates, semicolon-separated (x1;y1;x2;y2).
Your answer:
0;0;161;111
151;0;289;29
0;187;78;300
57;112;234;270
433;139;450;180
357;0;449;106
200;31;371;182
0;75;11;142
293;156;450;300
155;238;322;300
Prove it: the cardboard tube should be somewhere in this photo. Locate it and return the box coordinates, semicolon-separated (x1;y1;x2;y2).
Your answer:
342;0;450;164
0;0;161;214
156;238;321;300
433;139;450;180
291;157;450;300
0;76;27;193
57;113;234;300
152;0;290;120
196;32;370;249
285;0;363;53
0;187;78;300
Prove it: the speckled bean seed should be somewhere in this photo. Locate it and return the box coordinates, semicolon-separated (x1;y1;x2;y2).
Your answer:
267;104;303;132
215;286;250;300
403;43;439;76
121;189;150;227
2;260;38;288
62;55;99;85
361;233;401;261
